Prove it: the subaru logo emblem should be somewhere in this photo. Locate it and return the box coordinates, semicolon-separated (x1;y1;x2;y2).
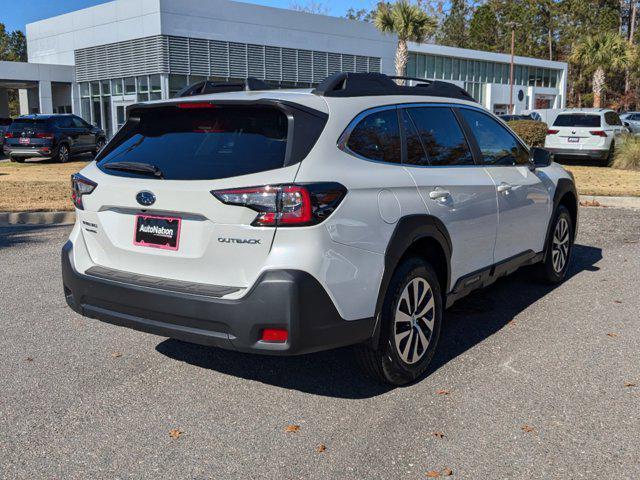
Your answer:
136;191;156;206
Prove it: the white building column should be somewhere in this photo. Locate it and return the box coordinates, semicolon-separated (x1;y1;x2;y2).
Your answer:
38;80;54;114
18;89;30;114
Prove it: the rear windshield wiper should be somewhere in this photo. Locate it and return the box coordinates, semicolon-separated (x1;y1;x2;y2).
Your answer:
103;161;164;179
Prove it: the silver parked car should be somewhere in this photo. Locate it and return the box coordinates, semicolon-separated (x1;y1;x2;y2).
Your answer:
619;112;640;134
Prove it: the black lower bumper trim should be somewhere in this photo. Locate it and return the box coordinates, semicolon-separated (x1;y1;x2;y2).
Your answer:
61;241;375;355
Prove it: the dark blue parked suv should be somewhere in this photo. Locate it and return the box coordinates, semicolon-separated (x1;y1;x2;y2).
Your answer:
3;114;106;163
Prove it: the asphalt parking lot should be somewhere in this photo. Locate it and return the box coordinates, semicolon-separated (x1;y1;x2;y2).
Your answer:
1;206;639;479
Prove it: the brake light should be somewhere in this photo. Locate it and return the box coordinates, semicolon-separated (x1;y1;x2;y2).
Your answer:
36;132;55;140
71;173;97;210
547;129;559;135
261;328;288;342
212;183;347;227
176;102;217;109
590;130;607;137
4;132;14;138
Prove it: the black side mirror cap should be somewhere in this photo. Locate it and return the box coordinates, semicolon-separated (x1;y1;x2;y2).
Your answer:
530;147;552;169
623;121;630;127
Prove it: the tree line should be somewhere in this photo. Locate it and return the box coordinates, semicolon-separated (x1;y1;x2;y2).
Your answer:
343;0;640;110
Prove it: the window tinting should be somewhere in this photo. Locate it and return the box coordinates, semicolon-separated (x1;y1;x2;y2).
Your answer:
553;114;601;128
400;110;428;166
56;116;74;128
9;118;50;130
604;111;622;126
406;107;473;166
347;109;401;164
459;109;529;166
98;106;288;181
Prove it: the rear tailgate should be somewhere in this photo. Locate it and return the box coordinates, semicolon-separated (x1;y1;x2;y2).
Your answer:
551;114;603;148
75;100;327;290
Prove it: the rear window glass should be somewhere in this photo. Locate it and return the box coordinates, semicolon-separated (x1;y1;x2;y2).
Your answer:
98;106;288;180
553;114;601;128
10;118;50;130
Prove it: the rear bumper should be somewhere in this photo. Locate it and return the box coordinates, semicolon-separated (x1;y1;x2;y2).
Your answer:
4;146;53;158
61;241;374;355
545;147;609;160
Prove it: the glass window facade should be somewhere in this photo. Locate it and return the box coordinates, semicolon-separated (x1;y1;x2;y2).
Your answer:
407;52;563;103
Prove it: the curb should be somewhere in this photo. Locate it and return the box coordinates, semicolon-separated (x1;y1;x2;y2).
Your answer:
0;211;76;226
580;195;640;210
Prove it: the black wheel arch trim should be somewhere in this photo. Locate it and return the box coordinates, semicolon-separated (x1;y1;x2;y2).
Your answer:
369;214;452;347
543;178;578;262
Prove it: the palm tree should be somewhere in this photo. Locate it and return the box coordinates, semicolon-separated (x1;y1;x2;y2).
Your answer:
569;32;634;108
374;1;437;80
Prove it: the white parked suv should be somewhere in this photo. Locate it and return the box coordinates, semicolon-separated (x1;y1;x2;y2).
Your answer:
545;108;627;165
62;73;578;385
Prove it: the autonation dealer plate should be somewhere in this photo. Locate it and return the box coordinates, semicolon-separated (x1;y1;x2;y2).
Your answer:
134;214;181;251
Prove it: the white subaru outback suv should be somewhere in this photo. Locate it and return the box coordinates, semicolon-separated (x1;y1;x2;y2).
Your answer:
62;73;578;385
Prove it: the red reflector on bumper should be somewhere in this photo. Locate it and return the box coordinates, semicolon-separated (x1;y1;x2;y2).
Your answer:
261;328;288;342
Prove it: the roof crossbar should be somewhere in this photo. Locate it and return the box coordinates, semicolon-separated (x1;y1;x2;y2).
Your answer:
311;72;476;102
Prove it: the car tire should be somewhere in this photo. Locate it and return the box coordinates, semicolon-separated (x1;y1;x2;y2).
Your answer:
10;156;25;163
56;144;70;163
93;138;106;156
356;257;443;386
604;142;615;167
535;205;574;284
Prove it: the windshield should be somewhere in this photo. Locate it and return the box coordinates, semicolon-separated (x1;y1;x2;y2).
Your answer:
98;105;289;181
553;114;601;128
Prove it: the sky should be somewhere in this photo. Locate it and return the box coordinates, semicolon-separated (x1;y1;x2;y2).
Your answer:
2;0;377;33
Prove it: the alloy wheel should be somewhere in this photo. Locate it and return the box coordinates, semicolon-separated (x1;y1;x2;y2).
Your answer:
551;217;570;273
394;277;435;365
59;145;69;162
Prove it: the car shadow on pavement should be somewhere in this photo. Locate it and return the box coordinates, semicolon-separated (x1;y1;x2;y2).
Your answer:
0;224;70;249
157;243;602;399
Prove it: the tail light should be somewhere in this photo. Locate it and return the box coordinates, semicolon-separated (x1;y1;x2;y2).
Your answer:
36;132;55;140
547;129;559;135
212;183;347;227
590;130;607;137
71;173;97;210
4;132;14;138
176;102;217;109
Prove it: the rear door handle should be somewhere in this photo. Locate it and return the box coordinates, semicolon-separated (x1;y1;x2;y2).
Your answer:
429;189;451;201
497;183;513;193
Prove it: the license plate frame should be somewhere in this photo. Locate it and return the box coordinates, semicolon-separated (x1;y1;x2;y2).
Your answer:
18;137;30;145
133;214;181;251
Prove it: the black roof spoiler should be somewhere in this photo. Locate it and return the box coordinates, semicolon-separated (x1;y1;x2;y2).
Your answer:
311;72;476;102
176;77;271;97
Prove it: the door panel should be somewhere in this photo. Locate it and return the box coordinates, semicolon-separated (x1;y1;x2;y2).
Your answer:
402;106;498;289
484;166;551;260
456;107;552;262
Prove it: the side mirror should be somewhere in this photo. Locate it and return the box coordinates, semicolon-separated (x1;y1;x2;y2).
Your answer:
529;147;552;169
623;121;630;127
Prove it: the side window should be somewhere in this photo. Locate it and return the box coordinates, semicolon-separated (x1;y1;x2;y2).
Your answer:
605;112;622;126
56;116;74;129
400;109;428;166
72;116;89;129
459;109;529;166
407;107;474;166
346;109;401;164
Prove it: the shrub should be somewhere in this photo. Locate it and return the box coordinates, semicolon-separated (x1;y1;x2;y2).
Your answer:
506;120;548;147
612;134;640;170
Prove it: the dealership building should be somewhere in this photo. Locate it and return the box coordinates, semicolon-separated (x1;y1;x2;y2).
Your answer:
1;0;567;138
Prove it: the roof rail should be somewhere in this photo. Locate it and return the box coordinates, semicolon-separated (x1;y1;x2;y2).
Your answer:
311;72;476;102
176;77;271;97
